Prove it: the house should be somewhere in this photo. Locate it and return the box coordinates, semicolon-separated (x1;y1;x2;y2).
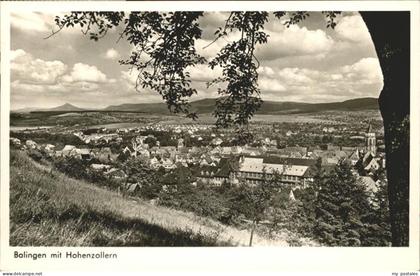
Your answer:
232;146;243;155
177;138;184;149
302;166;317;188
90;163;111;171
341;146;355;152
357;176;378;196
323;157;339;165
200;158;209;167
327;144;340;151
333;150;348;159
348;149;360;166
104;168;127;179
210;146;223;155
211;137;223;146
25;140;38;150
286;130;294;137
242;147;262;156
75;148;92;160
44;144;55;152
138;149;151;158
161;158;176;169
97;147;117;163
364;156;380;172
196;158;233;186
355;151;381;175
122;146;132;155
289;189;296;201
10;138;22;148
231;156;315;187
150;157;160;168
270;140;278;147
61;145;77;157
290;151;303;158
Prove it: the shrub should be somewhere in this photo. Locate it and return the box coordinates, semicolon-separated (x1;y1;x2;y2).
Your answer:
27;149;43;162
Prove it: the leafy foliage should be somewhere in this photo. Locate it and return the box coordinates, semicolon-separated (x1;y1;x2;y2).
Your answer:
120;12;206;119
119;156;157;195
322;11;342;29
208;12;268;130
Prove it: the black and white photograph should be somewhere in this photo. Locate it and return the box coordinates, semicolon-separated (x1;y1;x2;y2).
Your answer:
6;9;411;246
1;1;419;273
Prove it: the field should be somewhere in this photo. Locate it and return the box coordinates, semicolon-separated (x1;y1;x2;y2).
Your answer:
9;150;313;246
10;110;382;129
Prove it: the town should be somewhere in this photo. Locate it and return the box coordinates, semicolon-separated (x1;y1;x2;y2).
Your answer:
10;113;386;200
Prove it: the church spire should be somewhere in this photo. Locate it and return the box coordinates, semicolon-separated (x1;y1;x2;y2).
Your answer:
365;122;376;155
366;123;373;134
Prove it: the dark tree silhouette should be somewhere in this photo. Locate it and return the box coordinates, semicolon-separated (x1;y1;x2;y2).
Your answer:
359;12;410;246
50;11;410;246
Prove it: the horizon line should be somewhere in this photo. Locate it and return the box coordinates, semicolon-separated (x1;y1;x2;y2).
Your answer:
11;96;379;112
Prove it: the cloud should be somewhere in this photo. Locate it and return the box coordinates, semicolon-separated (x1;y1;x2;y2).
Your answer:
341;57;383;84
121;70;139;86
258;77;287;92
11;80;46;93
258;66;275;77
196;39;221;59
195;34;242;60
10;49;27;61
11;12;86;36
11;49;112;97
197;14;336;63
11;49;68;84
256;25;334;60
199;12;229;40
11;12;52;32
335;14;371;43
254;57;383;102
10;12;382;108
331;74;343;80
200;12;228;29
189;64;222;82
61;63;107;83
12;79;100;94
120;64;222;88
277;67;315;84
104;48;120;60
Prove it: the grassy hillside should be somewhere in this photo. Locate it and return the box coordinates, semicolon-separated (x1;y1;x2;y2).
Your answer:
10;150;305;246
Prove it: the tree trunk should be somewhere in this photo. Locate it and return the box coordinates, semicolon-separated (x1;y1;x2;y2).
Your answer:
249;220;257;246
360;12;410;246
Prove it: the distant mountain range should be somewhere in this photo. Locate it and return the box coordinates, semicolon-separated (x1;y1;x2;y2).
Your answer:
14;103;85;113
13;97;379;115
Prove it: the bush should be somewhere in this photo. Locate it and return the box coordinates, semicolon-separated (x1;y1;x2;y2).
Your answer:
53;156;91;180
27;149;43;162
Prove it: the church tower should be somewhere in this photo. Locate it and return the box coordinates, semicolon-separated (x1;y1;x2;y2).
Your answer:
365;123;376;155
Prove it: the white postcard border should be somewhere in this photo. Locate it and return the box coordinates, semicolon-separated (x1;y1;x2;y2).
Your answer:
1;1;419;272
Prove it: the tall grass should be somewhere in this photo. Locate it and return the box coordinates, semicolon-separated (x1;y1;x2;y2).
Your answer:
10;150;229;246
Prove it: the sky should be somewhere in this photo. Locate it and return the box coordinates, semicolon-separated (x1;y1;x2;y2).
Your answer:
10;12;383;110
